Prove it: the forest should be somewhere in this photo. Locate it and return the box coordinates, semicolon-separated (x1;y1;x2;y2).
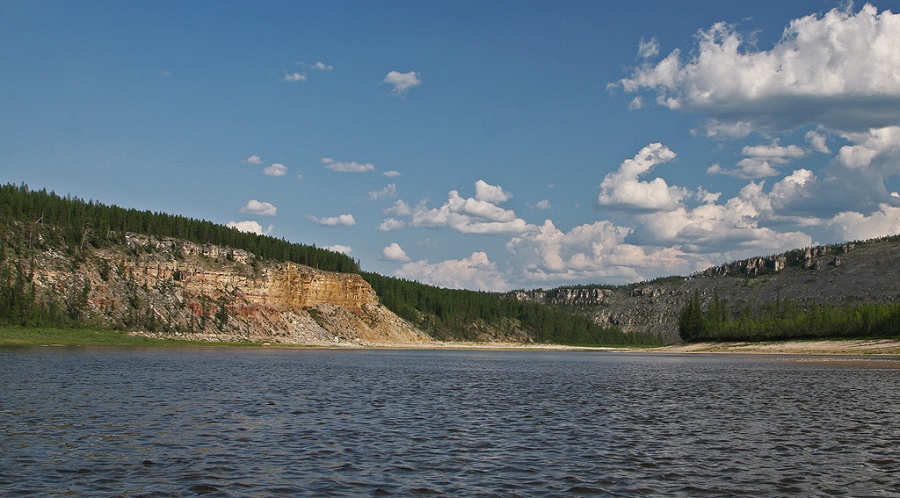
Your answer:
1;183;658;346
0;183;358;272
361;272;660;346
678;291;900;342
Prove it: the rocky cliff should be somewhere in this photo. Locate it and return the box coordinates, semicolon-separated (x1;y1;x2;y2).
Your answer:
514;236;900;342
21;233;431;345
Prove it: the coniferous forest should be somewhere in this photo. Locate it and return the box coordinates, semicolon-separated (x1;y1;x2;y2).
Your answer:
361;272;659;346
1;183;657;346
678;291;900;342
0;183;359;273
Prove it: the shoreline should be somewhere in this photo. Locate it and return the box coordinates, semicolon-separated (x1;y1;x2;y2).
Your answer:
3;327;900;356
649;338;900;355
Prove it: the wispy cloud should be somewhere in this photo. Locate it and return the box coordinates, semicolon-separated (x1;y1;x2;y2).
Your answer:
369;183;397;200
637;37;659;59
283;72;307;82
306;213;356;227
322;157;375;173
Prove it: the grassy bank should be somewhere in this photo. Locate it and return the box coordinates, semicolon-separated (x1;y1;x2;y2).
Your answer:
0;326;254;347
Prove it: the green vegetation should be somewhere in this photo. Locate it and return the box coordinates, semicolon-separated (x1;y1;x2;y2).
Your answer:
362;272;661;346
0;326;215;347
0;182;353;331
678;292;900;341
0;183;358;273
1;182;660;346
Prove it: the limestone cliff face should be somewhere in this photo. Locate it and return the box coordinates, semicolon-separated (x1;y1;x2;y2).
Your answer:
25;234;430;345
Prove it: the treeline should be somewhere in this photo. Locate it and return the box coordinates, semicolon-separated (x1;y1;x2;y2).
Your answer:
361;272;661;346
0;183;358;273
679;292;900;341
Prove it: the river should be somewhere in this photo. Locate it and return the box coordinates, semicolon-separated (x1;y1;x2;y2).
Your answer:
1;347;898;496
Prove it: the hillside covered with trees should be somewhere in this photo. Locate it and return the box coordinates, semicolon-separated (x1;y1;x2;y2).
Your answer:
0;183;656;346
361;272;658;346
0;183;358;273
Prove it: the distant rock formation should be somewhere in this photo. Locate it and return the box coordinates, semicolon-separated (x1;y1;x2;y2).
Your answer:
510;237;900;343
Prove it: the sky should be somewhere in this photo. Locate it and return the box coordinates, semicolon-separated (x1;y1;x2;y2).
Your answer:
3;1;900;292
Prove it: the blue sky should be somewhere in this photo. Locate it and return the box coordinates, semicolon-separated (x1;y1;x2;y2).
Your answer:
3;1;900;291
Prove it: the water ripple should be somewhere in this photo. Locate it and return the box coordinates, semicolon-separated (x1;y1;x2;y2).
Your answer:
1;348;899;496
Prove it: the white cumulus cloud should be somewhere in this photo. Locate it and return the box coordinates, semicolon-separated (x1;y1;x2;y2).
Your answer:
378;218;406;231
226;220;273;235
395;252;510;292
263;163;288;177
384;70;422;95
620;4;900;133
382;242;411;261
828;204;900;241
245;155;263;165
597;143;686;211
409;183;534;235
239;200;277;216
474;180;512;203
505;219;715;285
805;130;831;154
709;141;807;179
384;200;413;217
326;245;352;255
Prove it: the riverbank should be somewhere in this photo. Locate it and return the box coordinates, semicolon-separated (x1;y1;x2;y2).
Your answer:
0;327;254;347
3;327;900;355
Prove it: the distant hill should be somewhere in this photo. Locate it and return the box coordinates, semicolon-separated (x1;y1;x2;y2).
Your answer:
513;235;900;342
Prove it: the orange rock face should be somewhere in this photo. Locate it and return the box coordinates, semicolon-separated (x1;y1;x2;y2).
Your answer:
263;264;379;314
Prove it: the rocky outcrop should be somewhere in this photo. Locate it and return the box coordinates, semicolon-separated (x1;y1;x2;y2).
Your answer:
23;234;431;346
513;287;606;306
514;236;900;343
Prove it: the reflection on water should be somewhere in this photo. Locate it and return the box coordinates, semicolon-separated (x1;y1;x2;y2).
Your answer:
1;347;898;496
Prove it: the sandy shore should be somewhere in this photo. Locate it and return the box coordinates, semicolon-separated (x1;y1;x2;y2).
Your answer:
349;338;900;368
651;338;900;355
337;338;900;355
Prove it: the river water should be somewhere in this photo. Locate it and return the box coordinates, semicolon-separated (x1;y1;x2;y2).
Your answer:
1;347;898;496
